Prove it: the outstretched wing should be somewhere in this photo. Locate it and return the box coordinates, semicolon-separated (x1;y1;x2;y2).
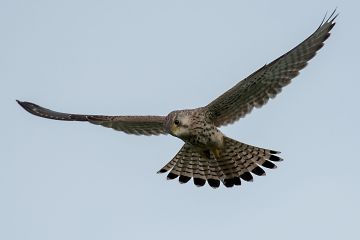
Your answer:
206;11;338;127
17;100;167;136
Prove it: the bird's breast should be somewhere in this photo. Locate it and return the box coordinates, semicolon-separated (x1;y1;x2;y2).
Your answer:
184;125;224;150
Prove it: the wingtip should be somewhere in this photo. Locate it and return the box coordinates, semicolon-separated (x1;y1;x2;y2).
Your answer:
328;8;339;22
16;100;38;113
318;8;339;29
16;100;29;110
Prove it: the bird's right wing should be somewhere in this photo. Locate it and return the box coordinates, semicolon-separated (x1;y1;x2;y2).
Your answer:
17;100;167;136
205;10;337;127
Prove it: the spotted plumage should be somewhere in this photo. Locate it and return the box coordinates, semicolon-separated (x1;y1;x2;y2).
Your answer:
17;11;337;189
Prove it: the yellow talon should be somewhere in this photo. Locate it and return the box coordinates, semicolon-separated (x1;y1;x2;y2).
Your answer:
212;148;221;159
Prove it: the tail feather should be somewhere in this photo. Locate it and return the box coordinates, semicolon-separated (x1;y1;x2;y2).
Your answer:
197;158;210;184
178;156;191;183
157;136;282;189
217;155;240;188
207;160;221;188
157;153;179;174
192;154;204;186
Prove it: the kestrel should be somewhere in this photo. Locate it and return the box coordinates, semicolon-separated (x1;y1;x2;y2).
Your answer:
17;11;337;188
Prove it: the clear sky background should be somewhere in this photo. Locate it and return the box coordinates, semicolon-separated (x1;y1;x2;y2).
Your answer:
1;1;359;240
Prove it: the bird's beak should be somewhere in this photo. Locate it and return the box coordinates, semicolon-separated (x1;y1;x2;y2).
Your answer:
170;124;179;136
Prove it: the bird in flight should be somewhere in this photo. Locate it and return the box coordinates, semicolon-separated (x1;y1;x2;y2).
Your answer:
17;11;337;189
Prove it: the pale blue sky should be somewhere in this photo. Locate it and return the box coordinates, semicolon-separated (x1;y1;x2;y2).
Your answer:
2;1;359;240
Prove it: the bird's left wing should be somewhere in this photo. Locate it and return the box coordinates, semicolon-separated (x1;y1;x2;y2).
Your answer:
17;100;167;136
205;11;337;127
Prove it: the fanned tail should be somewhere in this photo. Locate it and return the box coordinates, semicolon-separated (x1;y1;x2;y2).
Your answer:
157;136;282;189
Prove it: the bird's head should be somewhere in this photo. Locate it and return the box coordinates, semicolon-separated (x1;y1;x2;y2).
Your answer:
165;110;191;138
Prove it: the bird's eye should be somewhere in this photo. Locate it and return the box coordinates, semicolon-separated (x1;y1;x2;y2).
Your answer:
174;119;180;126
